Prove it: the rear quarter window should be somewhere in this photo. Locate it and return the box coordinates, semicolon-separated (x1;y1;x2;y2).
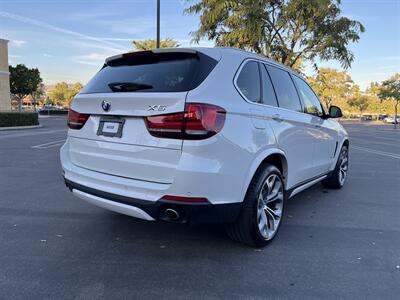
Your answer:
81;51;217;94
266;65;302;112
236;61;261;103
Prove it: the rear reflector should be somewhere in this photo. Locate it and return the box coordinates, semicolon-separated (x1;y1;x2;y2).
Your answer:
68;109;90;130
161;195;208;203
145;103;226;140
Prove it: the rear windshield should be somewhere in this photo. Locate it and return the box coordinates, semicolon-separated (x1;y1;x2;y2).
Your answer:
80;51;218;94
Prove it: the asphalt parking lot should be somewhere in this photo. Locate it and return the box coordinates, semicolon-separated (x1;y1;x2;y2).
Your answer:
0;116;399;299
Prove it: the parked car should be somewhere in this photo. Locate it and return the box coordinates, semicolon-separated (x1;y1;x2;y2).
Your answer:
40;105;59;111
378;114;388;121
39;105;62;111
361;115;373;121
61;48;349;247
384;116;399;124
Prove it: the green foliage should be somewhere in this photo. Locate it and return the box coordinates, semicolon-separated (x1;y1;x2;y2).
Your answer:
30;83;45;111
348;95;369;116
366;81;381;97
185;0;364;69
48;82;83;106
132;38;180;50
71;82;84;97
308;68;356;109
378;73;400;102
378;73;400;127
48;82;68;105
0;112;39;127
9;64;43;111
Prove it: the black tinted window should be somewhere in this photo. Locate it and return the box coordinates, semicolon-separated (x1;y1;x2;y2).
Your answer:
293;76;324;117
236;61;261;103
260;64;278;107
266;65;302;112
81;52;217;93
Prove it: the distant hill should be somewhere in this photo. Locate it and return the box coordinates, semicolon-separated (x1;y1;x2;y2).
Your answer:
44;83;78;92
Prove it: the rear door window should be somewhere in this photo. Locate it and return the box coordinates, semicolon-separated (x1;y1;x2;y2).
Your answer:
236;61;261;103
81;51;217;94
266;65;302;112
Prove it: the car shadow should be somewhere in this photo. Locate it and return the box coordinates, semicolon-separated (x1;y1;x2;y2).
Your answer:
60;180;348;262
77;185;331;251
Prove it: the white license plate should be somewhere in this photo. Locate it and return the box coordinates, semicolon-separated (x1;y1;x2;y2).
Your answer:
97;117;125;138
102;122;119;134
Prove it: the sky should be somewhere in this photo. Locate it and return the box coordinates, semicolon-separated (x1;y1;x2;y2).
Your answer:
0;0;399;90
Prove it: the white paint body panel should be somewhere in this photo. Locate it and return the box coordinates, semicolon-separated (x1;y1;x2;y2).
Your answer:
68;136;181;183
61;47;348;219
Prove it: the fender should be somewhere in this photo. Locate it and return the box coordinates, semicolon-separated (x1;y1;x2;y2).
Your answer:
328;137;349;171
239;147;287;201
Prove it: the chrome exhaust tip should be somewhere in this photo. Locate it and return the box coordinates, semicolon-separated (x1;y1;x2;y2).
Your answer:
165;208;179;221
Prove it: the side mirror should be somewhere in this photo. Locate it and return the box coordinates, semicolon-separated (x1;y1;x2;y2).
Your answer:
328;106;343;118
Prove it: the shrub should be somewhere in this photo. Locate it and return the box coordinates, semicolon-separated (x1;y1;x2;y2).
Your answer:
0;112;39;127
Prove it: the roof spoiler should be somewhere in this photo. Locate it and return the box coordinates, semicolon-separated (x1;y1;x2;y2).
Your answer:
105;48;199;66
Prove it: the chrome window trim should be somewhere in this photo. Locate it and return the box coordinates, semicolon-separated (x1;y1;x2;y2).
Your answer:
233;58;263;106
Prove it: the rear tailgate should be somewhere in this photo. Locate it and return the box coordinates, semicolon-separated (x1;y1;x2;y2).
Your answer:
68;93;186;183
67;49;219;184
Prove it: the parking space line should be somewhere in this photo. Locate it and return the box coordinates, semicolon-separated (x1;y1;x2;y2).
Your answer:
0;129;67;140
31;139;66;149
350;134;400;143
352;145;400;160
351;137;400;148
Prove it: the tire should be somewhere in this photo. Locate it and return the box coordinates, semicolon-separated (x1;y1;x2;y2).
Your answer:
226;164;285;247
321;145;349;189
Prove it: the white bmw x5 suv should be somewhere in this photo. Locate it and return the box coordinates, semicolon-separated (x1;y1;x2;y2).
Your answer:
61;47;349;247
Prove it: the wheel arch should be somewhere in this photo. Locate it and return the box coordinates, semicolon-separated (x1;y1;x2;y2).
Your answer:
260;153;288;184
328;138;349;171
342;139;349;149
241;149;288;201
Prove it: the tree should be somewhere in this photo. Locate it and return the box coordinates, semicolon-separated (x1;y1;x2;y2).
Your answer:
378;73;400;129
185;0;364;69
48;82;83;107
30;83;45;111
48;82;69;106
348;95;369;119
9;64;42;112
366;81;381;97
69;82;84;104
132;38;180;50
308;68;355;109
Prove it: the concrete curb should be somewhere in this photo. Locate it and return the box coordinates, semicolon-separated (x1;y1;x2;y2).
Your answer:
0;124;43;131
39;115;67;118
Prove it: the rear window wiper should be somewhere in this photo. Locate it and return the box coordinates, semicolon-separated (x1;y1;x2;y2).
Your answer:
108;82;153;92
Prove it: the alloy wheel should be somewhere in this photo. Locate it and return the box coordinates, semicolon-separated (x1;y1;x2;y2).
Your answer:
257;174;284;240
338;149;349;186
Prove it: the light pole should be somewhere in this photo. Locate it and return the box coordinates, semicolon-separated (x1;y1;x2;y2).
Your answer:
156;0;160;48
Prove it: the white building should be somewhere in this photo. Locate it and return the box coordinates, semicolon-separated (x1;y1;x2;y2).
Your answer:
0;39;11;111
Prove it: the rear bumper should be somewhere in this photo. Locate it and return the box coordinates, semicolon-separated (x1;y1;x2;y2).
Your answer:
64;178;242;224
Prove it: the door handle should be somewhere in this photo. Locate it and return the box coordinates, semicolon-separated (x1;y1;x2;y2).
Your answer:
272;114;283;122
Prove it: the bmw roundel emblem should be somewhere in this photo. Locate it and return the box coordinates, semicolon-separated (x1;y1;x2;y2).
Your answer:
101;100;111;112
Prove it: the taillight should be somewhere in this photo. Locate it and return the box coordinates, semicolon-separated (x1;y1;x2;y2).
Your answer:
144;111;184;139
145;103;226;140
68;109;90;130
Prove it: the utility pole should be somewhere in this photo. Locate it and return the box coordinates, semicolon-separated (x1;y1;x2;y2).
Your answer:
156;0;160;48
